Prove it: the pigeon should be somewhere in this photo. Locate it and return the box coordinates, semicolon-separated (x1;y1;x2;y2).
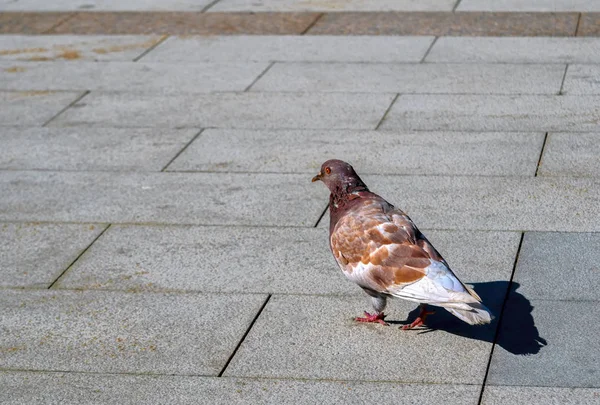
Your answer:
312;159;493;329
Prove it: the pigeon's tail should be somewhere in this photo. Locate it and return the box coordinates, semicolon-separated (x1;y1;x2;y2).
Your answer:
444;302;494;325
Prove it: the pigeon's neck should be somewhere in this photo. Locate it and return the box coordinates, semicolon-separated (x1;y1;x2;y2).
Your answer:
328;180;369;231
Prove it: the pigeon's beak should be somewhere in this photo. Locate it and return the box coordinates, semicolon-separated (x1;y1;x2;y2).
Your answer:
311;172;322;182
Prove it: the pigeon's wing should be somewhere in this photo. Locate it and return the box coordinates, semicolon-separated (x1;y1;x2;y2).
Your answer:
330;199;481;306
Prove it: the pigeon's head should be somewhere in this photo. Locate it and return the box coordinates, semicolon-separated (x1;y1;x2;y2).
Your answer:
312;159;366;193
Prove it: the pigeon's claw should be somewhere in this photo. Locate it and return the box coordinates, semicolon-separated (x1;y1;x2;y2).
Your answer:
355;311;388;326
402;305;435;330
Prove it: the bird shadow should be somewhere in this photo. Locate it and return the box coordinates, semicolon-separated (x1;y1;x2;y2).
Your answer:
388;281;548;355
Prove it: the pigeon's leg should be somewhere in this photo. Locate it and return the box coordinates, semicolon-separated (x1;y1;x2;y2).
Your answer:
402;304;435;330
355;296;388;325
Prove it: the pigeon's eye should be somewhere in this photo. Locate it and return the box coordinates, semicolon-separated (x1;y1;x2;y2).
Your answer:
325;167;331;174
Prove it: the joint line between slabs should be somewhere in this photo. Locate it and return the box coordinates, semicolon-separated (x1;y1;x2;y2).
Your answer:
43;12;78;34
218;294;272;377
374;93;399;130
535;132;549;177
575;13;583;36
476;232;525;405
133;35;169;62
558;64;569;95
420;36;438;63
41;90;90;127
161;128;205;172
301;13;324;35
452;0;463;12
313;203;329;228
47;224;111;289
244;62;275;92
201;0;223;12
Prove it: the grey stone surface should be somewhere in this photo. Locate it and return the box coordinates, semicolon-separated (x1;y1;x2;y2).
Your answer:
487;299;599;387
562;65;600;95
514;232;600;301
57;225;519;294
224;294;498;383
209;0;457;12
51;92;395;129
380;95;600;132
321;174;600;232
0;91;82;126
0;222;105;288
427;38;600;64
538;132;600;177
458;0;600;12
0;61;270;94
167;129;545;176
252;63;565;95
0;289;266;375
0;35;164;62
143;35;435;63
0;127;198;171
482;386;600;405
0;372;482;405
0;0;213;11
0;171;328;227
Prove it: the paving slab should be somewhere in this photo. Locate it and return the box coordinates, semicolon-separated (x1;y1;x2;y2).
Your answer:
307;11;579;36
0;91;82;126
0;127;197;171
380;95;600;132
51;92;395;129
143;35;435;63
0;289;266;375
223;294;499;383
458;0;600;12
167;129;545;176
56;225;519;295
0;12;74;34
0;0;214;11
426;37;600;63
0;222;104;288
0;372;482;405
252;62;564;94
562;64;600;95
513;232;600;301
208;0;457;12
0;35;164;62
0;61;270;93
0;171;328;227
482;386;600;405
538;132;600;177
322;174;600;232
487;299;599;387
47;11;321;35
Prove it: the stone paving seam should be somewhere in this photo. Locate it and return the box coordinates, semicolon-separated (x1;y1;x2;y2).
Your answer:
374;93;400;130
300;12;323;35
420;36;439;63
132;34;169;62
40;12;77;34
558;64;569;95
476;232;525;405
453;0;463;12
313;203;329;228
534;133;549;177
217;294;272;377
202;0;224;13
243;62;275;92
41;90;89;127
160;128;205;172
575;12;583;35
46;224;111;289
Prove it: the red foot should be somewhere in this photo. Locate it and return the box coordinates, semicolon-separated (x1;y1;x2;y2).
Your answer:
355;311;388;326
402;305;435;330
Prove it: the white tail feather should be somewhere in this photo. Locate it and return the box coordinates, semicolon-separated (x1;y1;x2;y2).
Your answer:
444;302;494;325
